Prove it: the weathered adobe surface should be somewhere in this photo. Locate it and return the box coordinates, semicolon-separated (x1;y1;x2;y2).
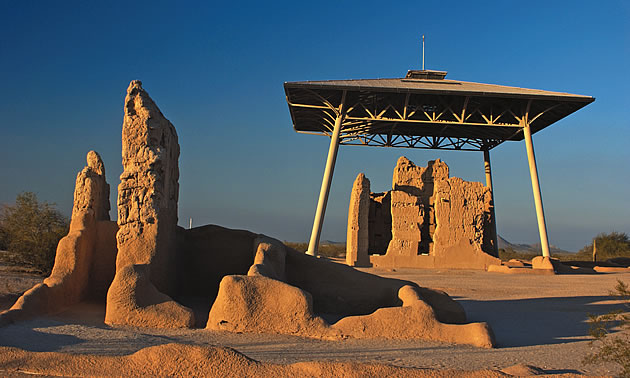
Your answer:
0;343;527;377
391;157;449;255
1;81;495;348
207;233;495;348
0;151;117;326
178;223;487;346
105;80;193;328
346;173;371;267
349;156;500;270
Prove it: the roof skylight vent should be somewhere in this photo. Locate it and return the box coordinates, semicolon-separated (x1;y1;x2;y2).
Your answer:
405;70;447;80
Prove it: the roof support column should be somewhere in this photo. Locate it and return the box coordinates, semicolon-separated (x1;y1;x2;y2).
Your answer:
307;92;347;256
483;149;499;256
522;116;551;258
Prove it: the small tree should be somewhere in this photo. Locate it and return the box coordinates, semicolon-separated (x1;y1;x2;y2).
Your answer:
577;232;630;261
585;280;630;376
0;221;7;250
0;192;69;273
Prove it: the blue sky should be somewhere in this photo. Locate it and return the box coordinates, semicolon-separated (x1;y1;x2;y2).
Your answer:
1;1;628;251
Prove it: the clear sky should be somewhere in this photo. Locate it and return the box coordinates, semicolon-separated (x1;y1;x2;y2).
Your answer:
1;1;628;251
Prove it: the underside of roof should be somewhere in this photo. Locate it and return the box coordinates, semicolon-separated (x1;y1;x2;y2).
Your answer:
285;74;594;151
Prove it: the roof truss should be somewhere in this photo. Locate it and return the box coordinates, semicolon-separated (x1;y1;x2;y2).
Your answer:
286;84;592;151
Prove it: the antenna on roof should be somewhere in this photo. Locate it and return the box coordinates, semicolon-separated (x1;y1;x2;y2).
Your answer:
422;35;425;70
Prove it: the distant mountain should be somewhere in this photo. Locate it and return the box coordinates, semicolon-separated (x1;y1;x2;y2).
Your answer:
300;237;573;253
498;235;574;254
320;240;345;245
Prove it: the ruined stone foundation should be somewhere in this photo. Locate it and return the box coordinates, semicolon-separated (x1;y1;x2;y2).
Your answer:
347;157;500;270
0;81;496;348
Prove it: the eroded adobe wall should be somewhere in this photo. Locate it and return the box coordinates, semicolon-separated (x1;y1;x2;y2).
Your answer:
106;81;193;328
432;177;500;269
0;151;117;325
346;173;370;267
364;157;499;269
385;157;449;256
115;80;180;295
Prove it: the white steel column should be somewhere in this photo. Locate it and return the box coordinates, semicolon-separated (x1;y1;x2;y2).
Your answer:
522;119;551;258
307;92;347;256
483;149;498;255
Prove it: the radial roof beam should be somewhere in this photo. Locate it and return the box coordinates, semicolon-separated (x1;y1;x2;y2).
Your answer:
285;70;594;257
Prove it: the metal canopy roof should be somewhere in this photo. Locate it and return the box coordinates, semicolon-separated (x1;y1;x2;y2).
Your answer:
285;70;594;151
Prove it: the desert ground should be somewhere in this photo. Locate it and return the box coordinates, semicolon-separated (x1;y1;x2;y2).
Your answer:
0;260;625;376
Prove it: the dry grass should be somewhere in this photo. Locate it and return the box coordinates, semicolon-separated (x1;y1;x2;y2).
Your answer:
284;242;346;258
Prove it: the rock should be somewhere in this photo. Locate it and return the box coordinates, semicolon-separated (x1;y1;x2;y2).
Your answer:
106;80;193;328
0;151;117;325
346;173;371;267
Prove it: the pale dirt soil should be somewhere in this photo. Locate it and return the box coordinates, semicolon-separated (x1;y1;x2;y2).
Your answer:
0;263;626;376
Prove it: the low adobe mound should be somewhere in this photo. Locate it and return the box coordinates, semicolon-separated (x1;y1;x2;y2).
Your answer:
205;234;493;347
0;81;495;348
0;343;514;377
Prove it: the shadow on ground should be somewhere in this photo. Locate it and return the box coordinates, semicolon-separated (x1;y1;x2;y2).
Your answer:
457;295;624;347
0;321;83;352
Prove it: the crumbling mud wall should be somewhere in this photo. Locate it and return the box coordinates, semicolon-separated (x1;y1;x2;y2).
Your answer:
105;80;194;328
431;177;499;269
208;240;495;348
0;151;117;326
1;81;496;349
390;157;449;256
348;157;500;270
345;173;371;267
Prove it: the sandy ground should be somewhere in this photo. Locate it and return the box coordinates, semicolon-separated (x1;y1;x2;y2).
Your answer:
0;264;626;376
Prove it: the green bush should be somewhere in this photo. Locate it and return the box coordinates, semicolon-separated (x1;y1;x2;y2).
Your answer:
0;192;69;274
576;232;630;261
585;280;630;376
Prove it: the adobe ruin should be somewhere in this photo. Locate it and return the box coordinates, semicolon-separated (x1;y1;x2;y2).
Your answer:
0;81;496;348
347;157;501;270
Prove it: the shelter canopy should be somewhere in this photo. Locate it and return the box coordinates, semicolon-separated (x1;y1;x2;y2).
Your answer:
285;70;594;151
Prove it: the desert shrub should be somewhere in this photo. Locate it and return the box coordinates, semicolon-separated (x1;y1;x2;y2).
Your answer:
584;280;630;376
576;232;630;261
0;222;7;250
0;192;69;273
498;247;538;262
284;241;346;258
